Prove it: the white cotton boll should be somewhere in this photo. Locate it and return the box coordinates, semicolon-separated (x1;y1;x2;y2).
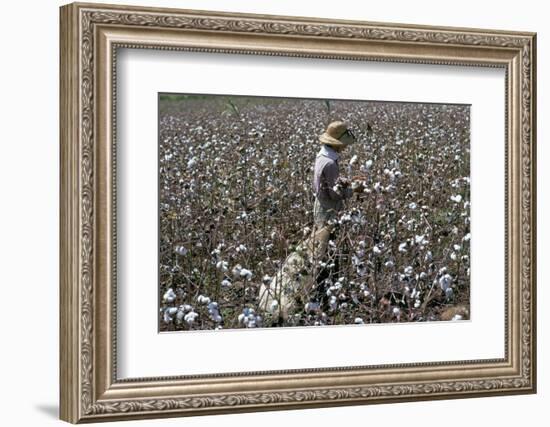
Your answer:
351;212;367;225
236;244;247;252
419;272;428;280
238;313;246;324
392;307;401;316
176;308;185;323
339;213;352;223
450;194;462;203
398;242;408;252
415;234;428;245
453;244;462;251
163;288;176;303
270;300;279;311
439;274;452;291
216;260;228;272
174;245;187;256
452;314;463;321
463;233;471;242
365;159;373;169
357;263;367;277
384;260;394;268
232;264;242;278
329;296;338;311
425;251;433;262
354;317;364;324
409;202;417;210
184;311;198;326
197;294;211;305
414;299;421;308
240;268;253;280
373;245;382;255
373;182;382;192
208;303;222;323
262;275;272;284
303;226;311;236
349;155;358;165
404;266;414;276
445;288;454;299
163;307;178;324
187;157;197;169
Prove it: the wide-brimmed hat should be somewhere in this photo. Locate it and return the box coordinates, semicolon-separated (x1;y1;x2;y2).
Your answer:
319;120;356;148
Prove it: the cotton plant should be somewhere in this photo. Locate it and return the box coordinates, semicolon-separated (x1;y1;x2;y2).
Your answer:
159;98;471;330
207;302;223;323
238;307;262;328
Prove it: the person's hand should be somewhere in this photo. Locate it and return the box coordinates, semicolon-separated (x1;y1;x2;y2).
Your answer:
335;177;351;188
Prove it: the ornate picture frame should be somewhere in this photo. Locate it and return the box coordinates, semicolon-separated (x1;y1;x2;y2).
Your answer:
60;2;536;423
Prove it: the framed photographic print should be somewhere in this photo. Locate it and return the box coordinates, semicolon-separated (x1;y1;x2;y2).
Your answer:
59;2;537;423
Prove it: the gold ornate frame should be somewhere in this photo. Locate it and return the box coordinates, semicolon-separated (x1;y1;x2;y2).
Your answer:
59;2;537;423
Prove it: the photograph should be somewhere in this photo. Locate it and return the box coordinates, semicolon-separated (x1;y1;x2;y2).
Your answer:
158;94;471;331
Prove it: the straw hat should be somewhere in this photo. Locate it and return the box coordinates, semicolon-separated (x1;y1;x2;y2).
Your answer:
319;120;356;148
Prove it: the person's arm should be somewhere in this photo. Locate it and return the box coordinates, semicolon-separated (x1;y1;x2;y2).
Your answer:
321;162;351;201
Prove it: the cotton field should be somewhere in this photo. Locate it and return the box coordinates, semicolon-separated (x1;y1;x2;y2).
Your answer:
158;95;470;331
